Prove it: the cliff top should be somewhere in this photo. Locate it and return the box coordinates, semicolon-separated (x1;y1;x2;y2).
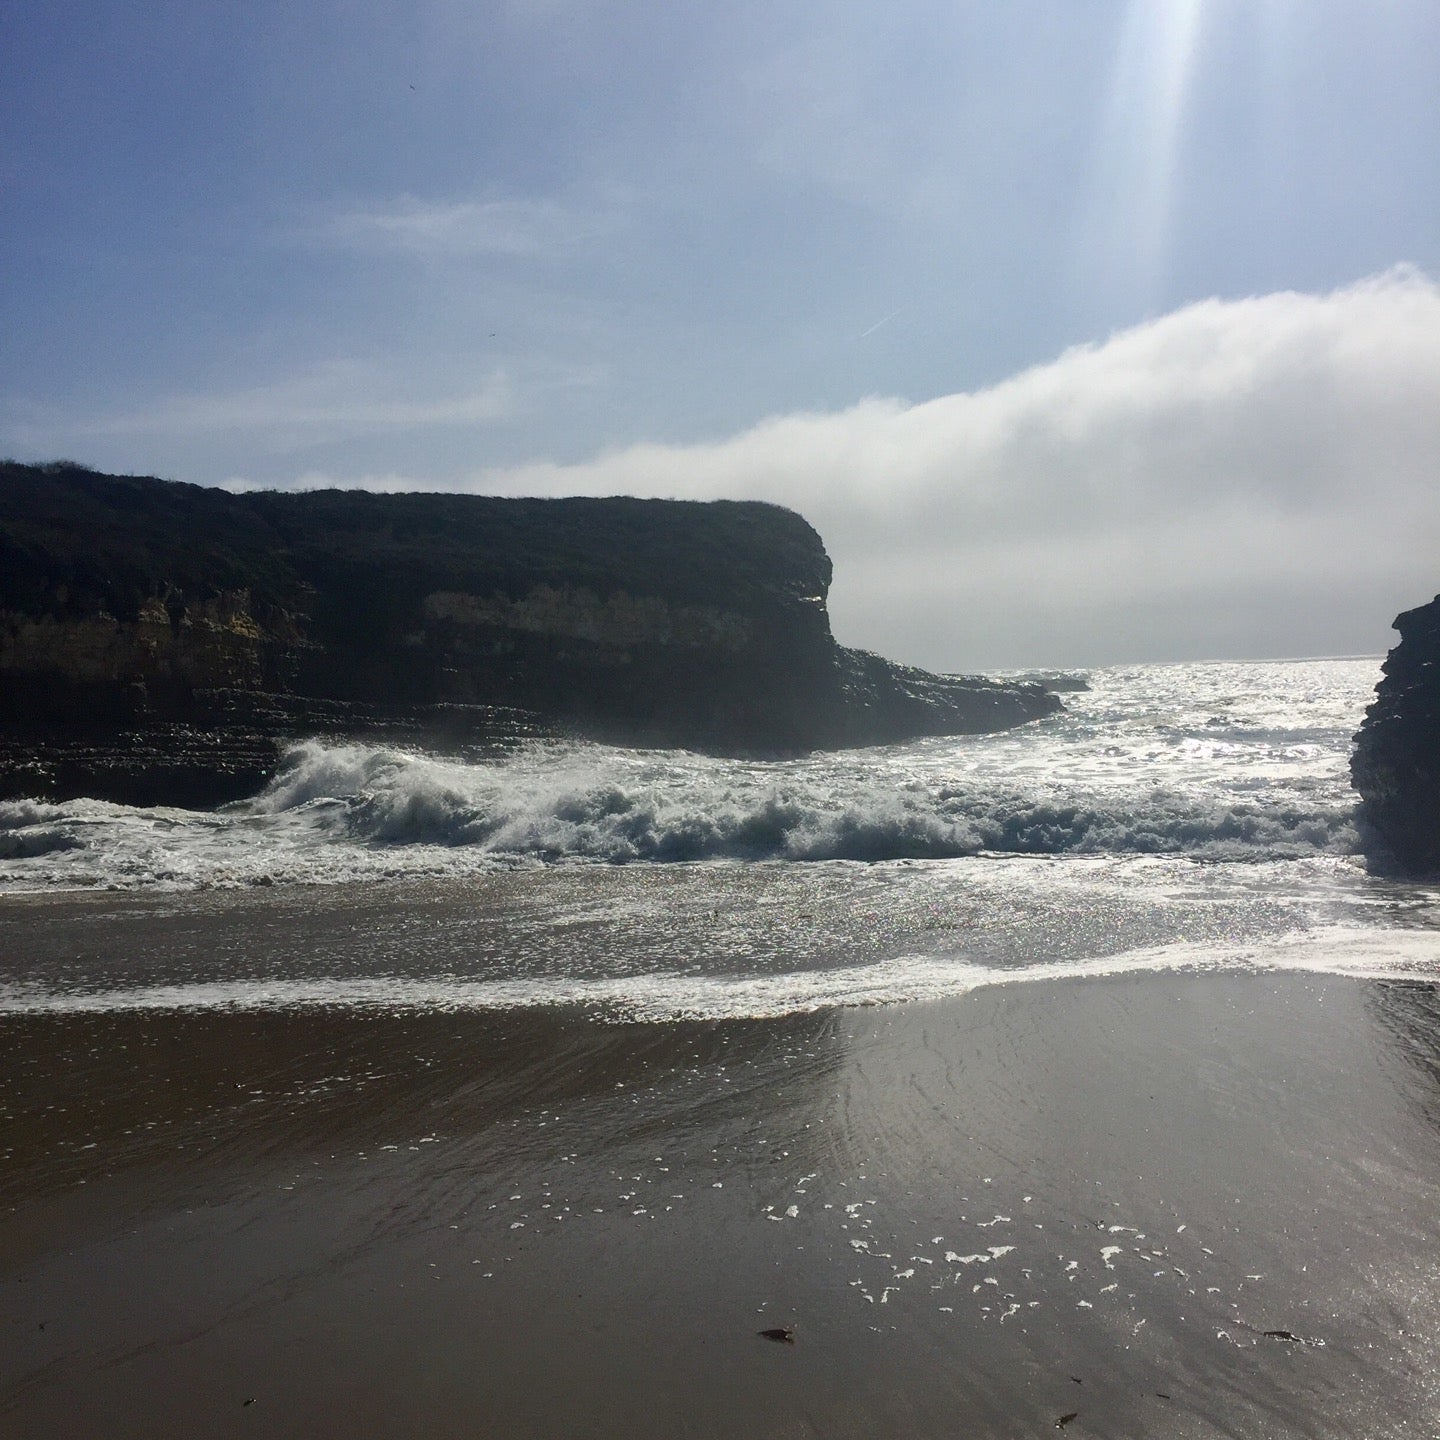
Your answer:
0;461;833;627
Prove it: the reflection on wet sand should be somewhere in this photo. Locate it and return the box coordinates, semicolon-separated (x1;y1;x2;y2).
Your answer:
6;974;1440;1437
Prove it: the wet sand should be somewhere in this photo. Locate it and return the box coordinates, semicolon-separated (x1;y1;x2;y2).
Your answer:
5;939;1440;1434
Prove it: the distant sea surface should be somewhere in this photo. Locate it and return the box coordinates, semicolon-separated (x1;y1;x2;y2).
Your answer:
4;656;1439;1020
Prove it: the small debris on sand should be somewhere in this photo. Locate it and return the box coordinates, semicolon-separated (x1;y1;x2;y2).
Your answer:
758;1326;795;1344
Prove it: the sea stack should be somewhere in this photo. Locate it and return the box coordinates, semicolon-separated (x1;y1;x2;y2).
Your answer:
0;461;1062;806
1351;594;1440;874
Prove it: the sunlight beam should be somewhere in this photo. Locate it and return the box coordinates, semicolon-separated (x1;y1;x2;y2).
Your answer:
1078;0;1210;310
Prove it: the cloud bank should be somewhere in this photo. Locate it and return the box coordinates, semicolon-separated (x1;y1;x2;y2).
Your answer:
448;267;1440;668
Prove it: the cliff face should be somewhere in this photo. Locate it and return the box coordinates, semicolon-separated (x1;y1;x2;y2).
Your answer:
0;462;1060;805
1352;595;1440;874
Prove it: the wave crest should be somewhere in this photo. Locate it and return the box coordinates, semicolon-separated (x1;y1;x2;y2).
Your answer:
245;740;1357;864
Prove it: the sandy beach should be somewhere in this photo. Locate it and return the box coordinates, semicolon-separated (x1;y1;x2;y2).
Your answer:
5;885;1440;1437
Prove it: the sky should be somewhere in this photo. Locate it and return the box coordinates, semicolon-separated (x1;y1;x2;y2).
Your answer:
3;0;1439;669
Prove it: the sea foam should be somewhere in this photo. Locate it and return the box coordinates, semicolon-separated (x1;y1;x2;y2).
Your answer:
0;657;1380;891
3;927;1435;1024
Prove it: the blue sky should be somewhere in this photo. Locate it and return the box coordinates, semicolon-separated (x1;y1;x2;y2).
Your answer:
4;1;1439;666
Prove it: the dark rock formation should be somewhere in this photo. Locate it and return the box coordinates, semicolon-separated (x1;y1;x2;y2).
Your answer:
0;461;1061;806
1352;595;1440;874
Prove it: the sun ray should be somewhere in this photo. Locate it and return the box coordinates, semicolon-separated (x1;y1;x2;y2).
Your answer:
1077;0;1210;311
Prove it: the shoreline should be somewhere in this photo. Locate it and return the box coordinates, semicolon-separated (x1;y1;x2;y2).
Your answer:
3;865;1437;1034
6;968;1440;1437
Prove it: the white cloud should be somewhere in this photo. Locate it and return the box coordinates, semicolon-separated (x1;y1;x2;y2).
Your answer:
81;361;517;442
450;267;1440;667
317;196;610;259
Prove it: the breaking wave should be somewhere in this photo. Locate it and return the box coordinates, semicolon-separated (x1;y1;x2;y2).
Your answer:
0;658;1376;891
0;800;84;859
239;736;1357;864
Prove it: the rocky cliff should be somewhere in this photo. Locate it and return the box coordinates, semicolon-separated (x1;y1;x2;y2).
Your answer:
1352;595;1440;874
0;461;1061;806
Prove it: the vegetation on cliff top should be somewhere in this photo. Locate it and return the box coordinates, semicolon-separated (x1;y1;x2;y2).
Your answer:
0;461;833;632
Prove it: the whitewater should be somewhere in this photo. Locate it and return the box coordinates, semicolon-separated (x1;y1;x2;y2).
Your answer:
4;656;1440;1019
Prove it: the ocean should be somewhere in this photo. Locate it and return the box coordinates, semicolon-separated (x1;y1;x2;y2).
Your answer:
8;656;1440;1437
3;655;1438;1019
